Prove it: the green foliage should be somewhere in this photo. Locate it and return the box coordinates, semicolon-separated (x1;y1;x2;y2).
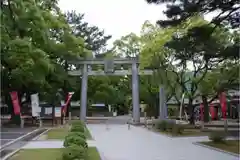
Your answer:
70;125;85;133
65;11;111;54
171;124;185;135
64;135;88;149
66;132;86;141
62;145;87;160
1;0;113;121
168;108;175;117
139;16;239;124
113;33;141;57
209;131;226;143
71;120;85;127
146;0;239;29
154;120;185;135
1;0;86;106
155;120;168;131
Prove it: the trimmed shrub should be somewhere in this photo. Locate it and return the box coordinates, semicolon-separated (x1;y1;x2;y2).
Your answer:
183;124;201;129
64;135;88;149
166;122;175;131
66;132;86;140
171;124;185;135
70;125;85;133
155;120;168;131
208;131;226;143
62;144;87;160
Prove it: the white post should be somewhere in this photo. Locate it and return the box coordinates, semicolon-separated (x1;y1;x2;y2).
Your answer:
63;116;66;125
69;112;72;123
20;118;24;128
39;118;43;127
106;120;109;130
144;112;147;128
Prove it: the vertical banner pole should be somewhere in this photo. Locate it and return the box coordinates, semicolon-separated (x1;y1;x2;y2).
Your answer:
220;92;228;132
62;92;74;124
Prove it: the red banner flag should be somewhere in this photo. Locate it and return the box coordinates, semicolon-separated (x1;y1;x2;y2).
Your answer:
62;92;74;115
10;91;21;115
210;104;216;120
219;92;227;119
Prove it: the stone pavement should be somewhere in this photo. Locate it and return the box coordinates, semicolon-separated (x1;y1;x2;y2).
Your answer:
87;124;239;160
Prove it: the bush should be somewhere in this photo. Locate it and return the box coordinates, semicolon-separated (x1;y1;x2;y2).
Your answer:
70;125;85;133
155;120;168;131
62;145;87;160
66;132;86;140
166;122;175;131
183;124;201;129
171;124;185;135
64;135;88;149
208;131;226;143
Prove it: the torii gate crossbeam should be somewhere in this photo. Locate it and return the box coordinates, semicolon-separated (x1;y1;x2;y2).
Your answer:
68;58;153;124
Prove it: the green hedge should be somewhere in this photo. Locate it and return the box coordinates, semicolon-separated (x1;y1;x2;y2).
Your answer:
71;120;85;126
208;131;226;143
154;120;185;135
62;121;88;160
64;135;88;148
62;144;87;160
70;125;85;132
66;132;86;140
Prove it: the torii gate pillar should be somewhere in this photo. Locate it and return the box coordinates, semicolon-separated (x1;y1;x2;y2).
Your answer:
80;64;88;121
132;62;140;123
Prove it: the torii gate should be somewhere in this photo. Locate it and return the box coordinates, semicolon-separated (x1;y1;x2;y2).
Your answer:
68;57;167;124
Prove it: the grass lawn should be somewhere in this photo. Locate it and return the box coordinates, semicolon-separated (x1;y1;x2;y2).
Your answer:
10;147;101;160
46;127;93;140
158;129;208;137
46;128;69;140
201;140;240;154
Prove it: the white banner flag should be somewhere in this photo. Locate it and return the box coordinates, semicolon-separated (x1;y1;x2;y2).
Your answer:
31;93;41;117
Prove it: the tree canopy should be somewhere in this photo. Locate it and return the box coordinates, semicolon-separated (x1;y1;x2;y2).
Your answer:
1;0;239;125
146;0;240;29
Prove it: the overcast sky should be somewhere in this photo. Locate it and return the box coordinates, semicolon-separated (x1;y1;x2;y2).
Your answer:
58;0;216;48
58;0;168;46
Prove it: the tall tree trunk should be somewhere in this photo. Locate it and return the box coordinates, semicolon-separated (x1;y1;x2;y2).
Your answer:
188;98;195;124
202;95;209;122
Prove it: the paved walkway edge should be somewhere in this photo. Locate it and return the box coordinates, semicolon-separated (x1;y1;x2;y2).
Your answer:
1;128;44;160
2;147;21;160
96;148;107;160
86;125;107;160
193;142;239;157
32;129;50;140
0;128;41;150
